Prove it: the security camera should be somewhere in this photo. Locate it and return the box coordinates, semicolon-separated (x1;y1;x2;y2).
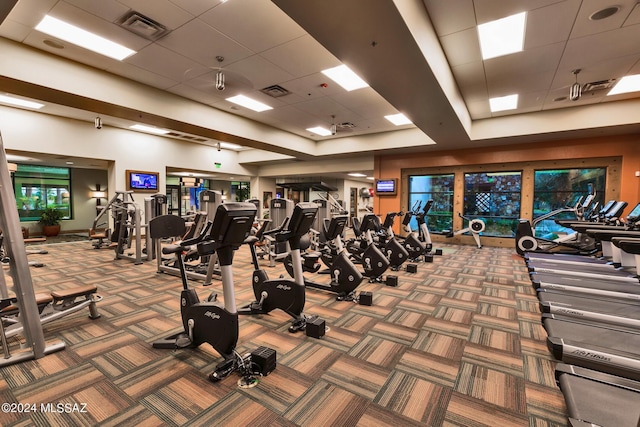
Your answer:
216;142;221;152
94;117;102;129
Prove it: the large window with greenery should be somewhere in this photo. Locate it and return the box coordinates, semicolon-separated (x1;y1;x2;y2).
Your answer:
533;168;606;237
14;165;72;222
464;171;521;237
407;174;454;232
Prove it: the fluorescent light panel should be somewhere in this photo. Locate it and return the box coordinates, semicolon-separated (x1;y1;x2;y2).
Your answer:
607;74;640;95
384;113;412;126
478;12;526;60
130;124;170;135
219;142;243;150
226;95;272;112
0;94;44;109
307;126;332;136
321;65;369;91
489;94;518;112
348;173;367;177
35;15;136;60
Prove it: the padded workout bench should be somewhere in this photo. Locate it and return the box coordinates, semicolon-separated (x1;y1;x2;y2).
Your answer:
1;284;101;339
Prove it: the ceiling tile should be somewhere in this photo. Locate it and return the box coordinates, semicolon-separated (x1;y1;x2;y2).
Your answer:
126;43;202;81
422;0;475;36
560;24;640;70
524;0;580;49
260;34;340;77
116;0;194;30
199;0;306;53
439;27;481;67
168;0;220;16
156;18;253;67
570;0;638;39
474;0;567;24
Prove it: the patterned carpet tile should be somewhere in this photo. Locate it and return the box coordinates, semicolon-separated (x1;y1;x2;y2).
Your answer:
331;311;378;334
524;381;568;426
432;306;475;325
0;241;567;426
423;317;472;340
471;313;520;333
454;362;527;413
355;402;430;427
462;343;524;376
347;334;406;368
444;392;529;427
397;348;460;387
283;380;369;426
384;307;429;329
437;296;478;312
374;370;452;425
476;302;518;320
468;325;522;354
187;392;293;427
322;354;391;400
277;341;342;380
368;321;420;346
411;330;467;360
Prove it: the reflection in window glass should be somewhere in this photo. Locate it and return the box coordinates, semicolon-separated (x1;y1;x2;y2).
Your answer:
408;174;454;232
533;168;605;237
464;171;521;237
14;165;71;222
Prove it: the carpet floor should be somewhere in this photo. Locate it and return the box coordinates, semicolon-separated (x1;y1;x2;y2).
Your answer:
1;240;566;426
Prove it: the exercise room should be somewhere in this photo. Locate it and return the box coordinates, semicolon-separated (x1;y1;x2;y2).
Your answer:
1;1;640;426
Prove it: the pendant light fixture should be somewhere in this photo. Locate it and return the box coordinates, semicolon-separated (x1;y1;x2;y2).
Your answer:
569;69;582;101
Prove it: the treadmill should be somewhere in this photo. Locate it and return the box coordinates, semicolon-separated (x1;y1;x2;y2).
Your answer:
555;363;640;427
543;314;640;381
538;289;640;328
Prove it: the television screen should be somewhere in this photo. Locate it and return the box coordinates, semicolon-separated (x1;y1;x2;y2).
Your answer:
375;179;397;196
128;171;158;191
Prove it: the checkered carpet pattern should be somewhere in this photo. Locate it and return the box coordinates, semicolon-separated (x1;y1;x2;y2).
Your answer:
0;240;566;426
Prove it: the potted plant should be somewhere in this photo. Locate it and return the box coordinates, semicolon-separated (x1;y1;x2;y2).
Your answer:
39;207;64;237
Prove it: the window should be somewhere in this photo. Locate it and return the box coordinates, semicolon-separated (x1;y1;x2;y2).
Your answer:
408;174;454;232
14;165;71;222
533;168;606;237
464;171;521;237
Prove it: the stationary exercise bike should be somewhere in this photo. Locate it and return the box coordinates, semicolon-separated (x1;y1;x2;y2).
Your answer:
446;212;485;248
347;213;390;282
152;203;276;384
239;202;322;334
284;215;368;303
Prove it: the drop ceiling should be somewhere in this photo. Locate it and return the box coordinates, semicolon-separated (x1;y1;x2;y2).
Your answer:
0;0;639;175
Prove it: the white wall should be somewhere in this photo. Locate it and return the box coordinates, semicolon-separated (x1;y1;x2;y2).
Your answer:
0;105;257;234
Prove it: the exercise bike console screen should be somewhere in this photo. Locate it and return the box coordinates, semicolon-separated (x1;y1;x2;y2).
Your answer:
375;179;397;196
627;203;640;222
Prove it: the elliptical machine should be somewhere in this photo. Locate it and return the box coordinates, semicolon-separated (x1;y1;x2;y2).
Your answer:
152;203;275;384
239;202;323;334
446;212;485;248
400;200;434;261
284;215;369;303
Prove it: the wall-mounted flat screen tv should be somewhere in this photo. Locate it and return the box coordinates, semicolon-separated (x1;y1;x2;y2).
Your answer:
374;178;397;196
126;170;159;192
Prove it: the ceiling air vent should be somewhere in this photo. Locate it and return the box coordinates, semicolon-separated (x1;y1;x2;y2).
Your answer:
118;11;168;40
260;84;290;98
582;79;616;93
337;122;356;129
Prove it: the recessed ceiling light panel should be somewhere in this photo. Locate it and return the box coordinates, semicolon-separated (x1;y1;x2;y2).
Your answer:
607;74;640;96
489;94;518;112
306;126;332;136
226;95;272;112
321;65;369;91
478;12;526;60
0;94;44;109
35;15;136;60
384;113;413;126
130;124;170;135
